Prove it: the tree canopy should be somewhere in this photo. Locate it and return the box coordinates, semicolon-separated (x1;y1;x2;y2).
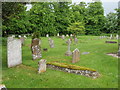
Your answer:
2;1;119;36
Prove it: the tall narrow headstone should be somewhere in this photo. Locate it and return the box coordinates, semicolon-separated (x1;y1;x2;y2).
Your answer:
116;34;119;39
72;48;80;63
31;38;42;60
65;39;72;56
38;59;46;74
48;38;54;48
7;37;22;68
110;34;112;39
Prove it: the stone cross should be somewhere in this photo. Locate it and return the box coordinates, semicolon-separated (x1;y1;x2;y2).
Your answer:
72;48;80;63
7;37;22;68
74;37;78;44
46;34;49;37
31;38;42;60
48;38;54;48
38;59;46;74
65;39;72;56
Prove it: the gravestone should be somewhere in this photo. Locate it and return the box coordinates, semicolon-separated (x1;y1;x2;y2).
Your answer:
31;38;42;60
24;35;27;38
82;52;90;55
110;34;113;39
74;37;78;44
48;38;54;48
118;44;120;57
70;34;73;37
38;59;46;74
46;34;49;37
57;33;59;37
66;34;69;37
116;34;119;39
18;35;21;38
61;35;65;40
72;48;80;63
7;37;22;68
20;37;25;45
65;39;72;56
12;35;15;38
105;41;117;43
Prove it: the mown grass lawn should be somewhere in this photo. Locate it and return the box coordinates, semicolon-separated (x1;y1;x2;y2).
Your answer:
2;36;118;88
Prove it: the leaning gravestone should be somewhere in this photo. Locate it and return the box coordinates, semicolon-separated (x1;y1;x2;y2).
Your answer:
72;48;80;63
48;38;54;48
38;59;46;74
65;39;72;56
31;38;42;60
7;37;22;68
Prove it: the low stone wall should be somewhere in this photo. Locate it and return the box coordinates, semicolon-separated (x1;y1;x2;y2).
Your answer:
47;64;100;79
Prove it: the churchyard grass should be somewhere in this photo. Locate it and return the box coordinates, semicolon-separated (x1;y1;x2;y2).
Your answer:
2;36;118;88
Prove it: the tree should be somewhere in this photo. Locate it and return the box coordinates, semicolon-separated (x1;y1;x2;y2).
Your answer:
2;2;27;36
103;12;118;33
29;2;56;36
85;1;105;35
67;22;85;37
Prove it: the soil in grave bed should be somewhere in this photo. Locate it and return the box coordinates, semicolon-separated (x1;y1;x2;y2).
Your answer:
47;62;100;79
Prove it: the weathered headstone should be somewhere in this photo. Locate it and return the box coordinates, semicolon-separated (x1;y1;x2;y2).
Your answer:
20;37;25;45
46;34;49;37
7;37;22;68
18;35;21;38
72;48;80;63
74;37;78;44
12;35;15;38
66;34;69;37
38;59;46;74
82;52;90;55
57;33;59;37
116;34;119;39
65;39;72;56
70;34;73;37
110;34;113;39
61;35;65;40
105;41;117;43
31;38;42;60
24;35;27;38
48;38;54;48
118;44;120;57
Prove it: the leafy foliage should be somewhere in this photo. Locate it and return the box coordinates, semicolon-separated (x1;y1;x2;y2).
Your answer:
67;22;85;36
2;1;118;36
